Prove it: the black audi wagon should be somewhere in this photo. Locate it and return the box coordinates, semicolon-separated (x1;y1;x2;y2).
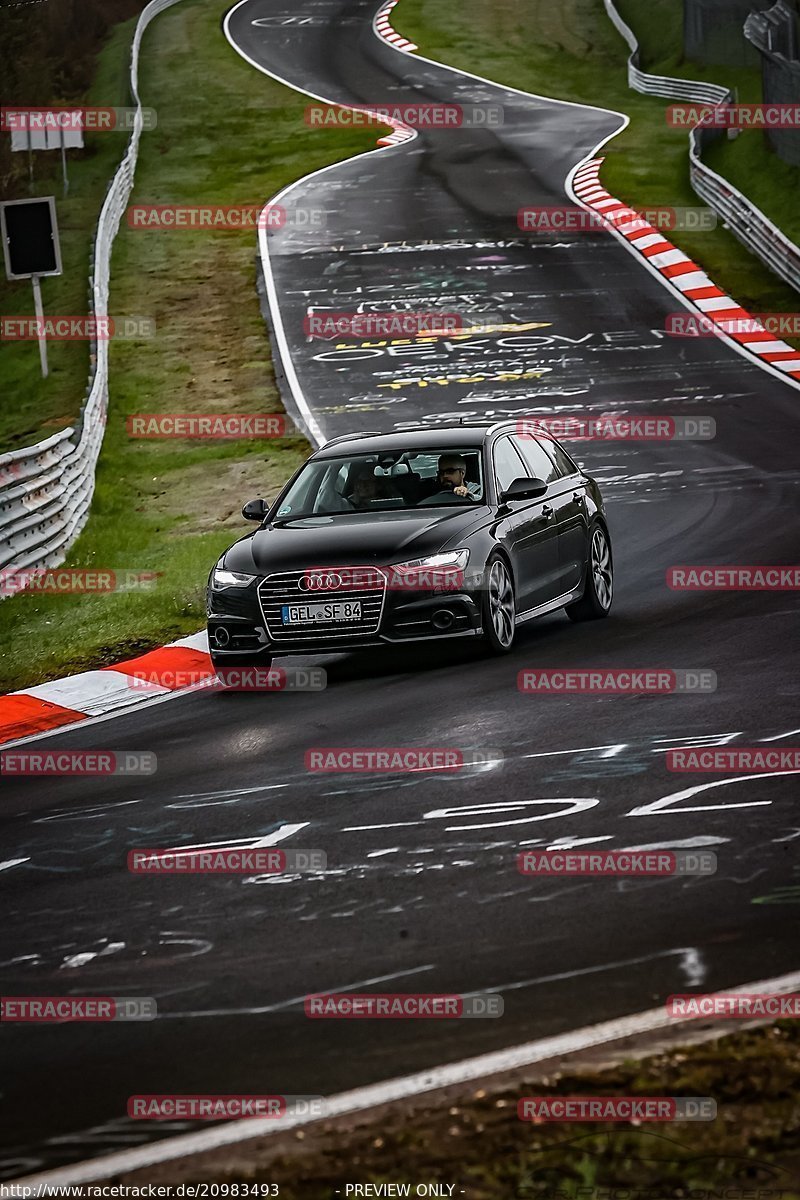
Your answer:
206;421;613;677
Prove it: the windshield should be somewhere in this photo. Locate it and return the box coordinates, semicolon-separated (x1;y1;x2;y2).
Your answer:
274;448;485;520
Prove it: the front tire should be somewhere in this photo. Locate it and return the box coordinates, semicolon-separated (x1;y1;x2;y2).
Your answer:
481;555;516;653
565;523;613;622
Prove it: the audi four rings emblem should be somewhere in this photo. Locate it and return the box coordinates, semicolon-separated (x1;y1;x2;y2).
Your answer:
301;572;342;590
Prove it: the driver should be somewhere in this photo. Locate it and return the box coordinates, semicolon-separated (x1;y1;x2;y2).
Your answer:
419;454;479;501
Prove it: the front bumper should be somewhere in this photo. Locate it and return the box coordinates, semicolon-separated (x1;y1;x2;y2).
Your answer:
207;574;482;657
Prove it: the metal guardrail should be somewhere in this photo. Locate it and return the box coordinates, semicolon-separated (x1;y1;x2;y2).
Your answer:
603;0;800;293
0;0;184;583
688;142;800;289
603;0;729;103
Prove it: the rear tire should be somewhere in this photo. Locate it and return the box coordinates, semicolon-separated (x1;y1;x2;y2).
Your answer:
480;555;516;653
565;523;613;622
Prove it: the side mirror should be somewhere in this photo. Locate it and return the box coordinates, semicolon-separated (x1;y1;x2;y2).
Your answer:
500;476;548;503
242;498;269;521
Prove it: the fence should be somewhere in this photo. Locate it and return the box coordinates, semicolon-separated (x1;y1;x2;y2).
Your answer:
0;0;184;588
745;2;800;165
603;0;800;292
683;0;773;68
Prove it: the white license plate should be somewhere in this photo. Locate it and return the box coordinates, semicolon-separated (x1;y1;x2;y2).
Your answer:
281;601;362;624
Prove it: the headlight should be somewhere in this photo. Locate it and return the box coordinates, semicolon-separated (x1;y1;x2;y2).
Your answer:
390;550;470;572
212;568;256;589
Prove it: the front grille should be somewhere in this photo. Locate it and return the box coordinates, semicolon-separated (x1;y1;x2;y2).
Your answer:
258;569;387;643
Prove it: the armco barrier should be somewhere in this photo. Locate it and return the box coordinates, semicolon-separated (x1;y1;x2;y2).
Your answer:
603;0;800;294
0;0;184;589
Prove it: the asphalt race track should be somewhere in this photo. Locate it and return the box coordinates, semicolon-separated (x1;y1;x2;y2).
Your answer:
2;0;799;1178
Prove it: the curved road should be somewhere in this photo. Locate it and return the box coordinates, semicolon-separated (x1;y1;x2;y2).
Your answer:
2;0;799;1178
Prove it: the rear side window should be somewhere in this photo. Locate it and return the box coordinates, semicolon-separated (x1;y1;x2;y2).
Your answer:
510;434;559;483
547;439;579;478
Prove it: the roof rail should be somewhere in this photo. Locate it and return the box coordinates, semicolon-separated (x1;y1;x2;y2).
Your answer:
486;419;521;436
319;421;519;448
320;431;384;448
381;424;432;431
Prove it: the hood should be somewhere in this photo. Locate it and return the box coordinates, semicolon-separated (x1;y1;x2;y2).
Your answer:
221;507;490;575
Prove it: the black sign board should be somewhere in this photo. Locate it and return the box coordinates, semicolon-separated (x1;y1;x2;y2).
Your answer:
0;196;62;280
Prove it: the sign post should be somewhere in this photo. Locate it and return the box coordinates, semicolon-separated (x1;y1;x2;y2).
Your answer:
0;196;63;380
31;274;48;377
59;124;69;196
7;111;83;195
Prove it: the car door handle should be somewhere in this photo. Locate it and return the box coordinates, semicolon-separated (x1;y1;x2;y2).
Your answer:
542;504;554;519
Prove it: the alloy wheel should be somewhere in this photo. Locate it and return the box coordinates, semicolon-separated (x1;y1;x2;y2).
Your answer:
591;527;613;610
488;558;515;648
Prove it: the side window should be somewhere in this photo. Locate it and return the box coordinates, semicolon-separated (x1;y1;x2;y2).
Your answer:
511;434;560;483
493;436;528;494
548;440;579;478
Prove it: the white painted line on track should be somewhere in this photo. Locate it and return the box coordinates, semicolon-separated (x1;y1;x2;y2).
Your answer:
0;857;30;872
222;0;635;447
223;0;425;448
14;968;800;1185
9;7;798;1171
160;964;436;1020
565;159;800;393
367;0;800;395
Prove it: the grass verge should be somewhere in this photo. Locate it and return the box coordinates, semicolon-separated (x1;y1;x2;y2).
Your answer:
614;0;800;247
0;19;136;451
395;0;800;323
4;0;797;693
0;0;380;694
117;1022;800;1196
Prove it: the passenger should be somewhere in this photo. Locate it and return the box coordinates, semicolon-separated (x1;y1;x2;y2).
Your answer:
350;470;380;507
349;467;403;508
